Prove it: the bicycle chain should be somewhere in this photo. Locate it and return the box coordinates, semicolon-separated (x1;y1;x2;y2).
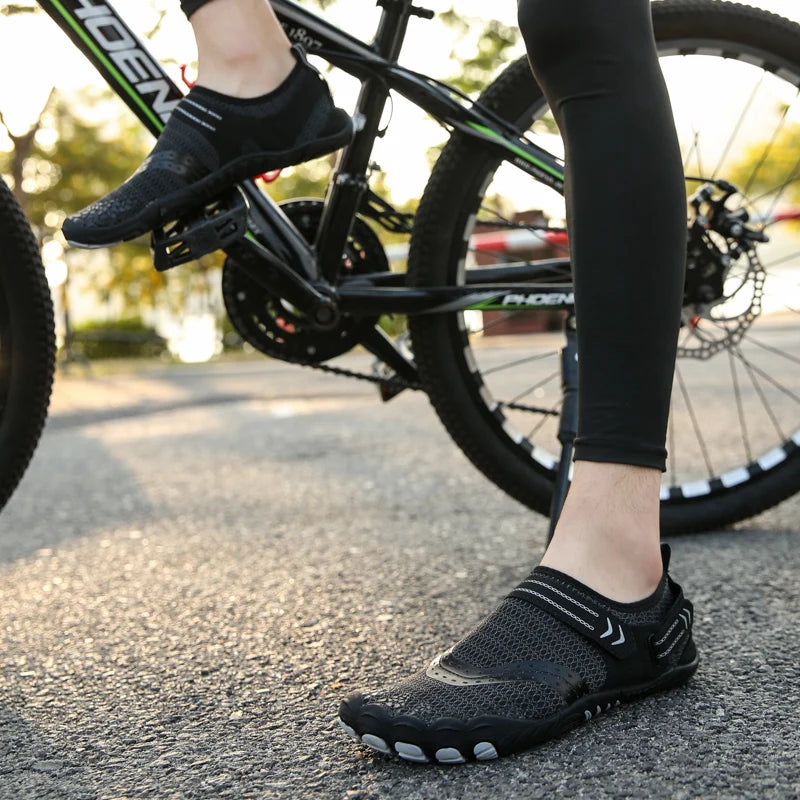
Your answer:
289;353;424;392
283;351;558;417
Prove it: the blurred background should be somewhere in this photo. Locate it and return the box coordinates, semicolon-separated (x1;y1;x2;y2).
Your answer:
1;0;799;367
0;0;530;365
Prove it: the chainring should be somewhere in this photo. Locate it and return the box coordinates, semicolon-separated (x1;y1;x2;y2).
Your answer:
222;200;385;363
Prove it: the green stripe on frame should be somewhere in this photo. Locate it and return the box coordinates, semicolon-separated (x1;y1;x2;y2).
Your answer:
47;0;164;132
467;122;563;180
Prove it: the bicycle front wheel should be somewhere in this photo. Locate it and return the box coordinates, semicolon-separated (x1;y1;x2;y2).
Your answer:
0;178;56;512
409;0;800;534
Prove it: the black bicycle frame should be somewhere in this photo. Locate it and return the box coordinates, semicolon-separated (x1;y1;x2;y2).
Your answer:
37;0;574;316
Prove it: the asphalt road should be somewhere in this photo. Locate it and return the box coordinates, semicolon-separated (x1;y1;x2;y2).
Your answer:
1;357;799;800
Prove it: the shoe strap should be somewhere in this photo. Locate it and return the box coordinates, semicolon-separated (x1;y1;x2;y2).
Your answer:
649;579;694;662
508;573;638;660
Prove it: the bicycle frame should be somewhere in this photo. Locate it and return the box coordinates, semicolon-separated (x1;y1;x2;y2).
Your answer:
38;0;574;316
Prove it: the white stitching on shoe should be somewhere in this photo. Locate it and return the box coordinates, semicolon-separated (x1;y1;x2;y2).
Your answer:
175;105;217;132
183;97;223;120
524;579;601;617
654;617;681;646
656;626;688;659
513;589;595;630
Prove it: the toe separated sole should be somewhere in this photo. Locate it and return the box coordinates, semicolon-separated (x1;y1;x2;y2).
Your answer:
338;654;699;764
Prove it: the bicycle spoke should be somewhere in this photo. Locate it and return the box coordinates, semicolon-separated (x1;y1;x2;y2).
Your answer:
749;176;800;207
763;155;800;224
468;311;532;337
482;350;558;377
684;126;705;177
733;347;786;441
675;365;714;478
743;89;797;196
508;370;561;406
712;70;765;179
760;267;800;283
732;348;800;406
746;335;800;368
527;400;560;439
728;349;752;464
500;400;558;415
476;207;571;258
762;249;800;270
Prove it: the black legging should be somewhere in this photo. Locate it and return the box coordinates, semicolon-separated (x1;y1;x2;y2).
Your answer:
518;0;686;471
180;0;686;472
181;0;210;17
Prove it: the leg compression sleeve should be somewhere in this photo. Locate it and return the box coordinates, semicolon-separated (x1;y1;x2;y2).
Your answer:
518;0;687;471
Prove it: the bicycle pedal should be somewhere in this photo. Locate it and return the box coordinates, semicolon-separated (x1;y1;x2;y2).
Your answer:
378;378;407;402
151;189;248;271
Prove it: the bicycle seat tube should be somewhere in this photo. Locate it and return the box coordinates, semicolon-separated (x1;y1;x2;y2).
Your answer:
314;0;423;282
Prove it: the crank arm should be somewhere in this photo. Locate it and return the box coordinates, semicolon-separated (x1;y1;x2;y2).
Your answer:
224;235;336;322
358;325;420;387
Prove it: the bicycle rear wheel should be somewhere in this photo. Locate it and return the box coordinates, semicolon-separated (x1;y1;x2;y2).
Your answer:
0;178;56;511
409;0;800;534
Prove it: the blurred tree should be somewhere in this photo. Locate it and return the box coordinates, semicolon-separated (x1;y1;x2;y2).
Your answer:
2;0;522;321
1;88;335;316
727;118;800;212
0;2;37;15
0;88;176;312
440;9;520;97
427;9;556;172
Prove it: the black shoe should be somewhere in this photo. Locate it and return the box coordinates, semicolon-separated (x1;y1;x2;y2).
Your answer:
338;545;698;764
62;45;353;248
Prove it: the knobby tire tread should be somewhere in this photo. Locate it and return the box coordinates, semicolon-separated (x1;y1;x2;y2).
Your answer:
0;178;56;512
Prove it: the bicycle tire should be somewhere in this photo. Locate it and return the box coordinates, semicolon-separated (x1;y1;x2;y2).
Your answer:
408;0;800;534
0;178;56;512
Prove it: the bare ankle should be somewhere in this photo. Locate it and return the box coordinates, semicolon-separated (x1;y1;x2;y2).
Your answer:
196;48;295;97
540;461;664;602
191;0;296;97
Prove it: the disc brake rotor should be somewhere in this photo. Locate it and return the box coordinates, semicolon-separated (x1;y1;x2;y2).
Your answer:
678;238;765;361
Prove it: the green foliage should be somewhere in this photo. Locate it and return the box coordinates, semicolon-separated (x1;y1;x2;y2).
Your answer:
71;317;167;360
0;2;38;15
727;119;800;206
440;9;520;97
379;314;407;337
0;85;339;316
220;312;245;351
22;94;151;222
0;0;523;328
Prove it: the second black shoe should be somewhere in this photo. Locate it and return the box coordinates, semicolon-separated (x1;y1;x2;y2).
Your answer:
62;45;353;248
338;545;698;764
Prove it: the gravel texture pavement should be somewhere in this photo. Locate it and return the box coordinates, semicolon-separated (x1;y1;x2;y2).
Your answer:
1;359;798;799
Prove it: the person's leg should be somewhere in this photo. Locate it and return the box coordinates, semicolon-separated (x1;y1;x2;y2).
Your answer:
62;0;352;248
527;0;687;604
337;0;695;763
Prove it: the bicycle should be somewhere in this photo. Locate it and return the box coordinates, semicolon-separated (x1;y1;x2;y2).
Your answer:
2;0;800;535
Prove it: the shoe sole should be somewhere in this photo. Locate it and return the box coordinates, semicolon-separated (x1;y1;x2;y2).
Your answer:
338;654;699;764
63;118;354;249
